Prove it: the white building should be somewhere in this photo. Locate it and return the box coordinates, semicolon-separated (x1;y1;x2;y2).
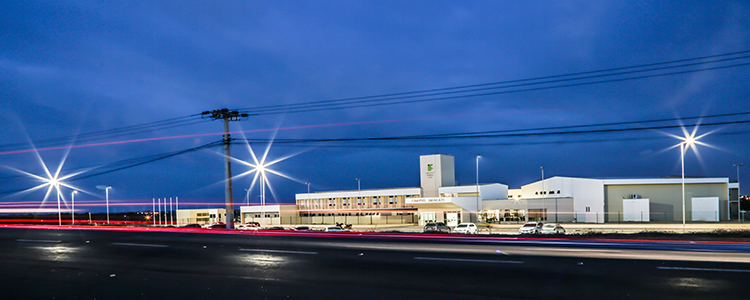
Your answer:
483;176;730;223
238;153;734;225
292;154;506;226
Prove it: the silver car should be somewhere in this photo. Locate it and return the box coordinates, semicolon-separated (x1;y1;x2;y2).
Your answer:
540;223;565;234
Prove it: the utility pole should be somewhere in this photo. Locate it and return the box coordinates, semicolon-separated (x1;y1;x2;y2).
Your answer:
202;109;248;229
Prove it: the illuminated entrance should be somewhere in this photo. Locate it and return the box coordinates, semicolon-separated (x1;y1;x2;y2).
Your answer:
419;212;436;226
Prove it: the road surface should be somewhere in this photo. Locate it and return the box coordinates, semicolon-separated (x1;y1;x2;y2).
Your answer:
1;226;749;299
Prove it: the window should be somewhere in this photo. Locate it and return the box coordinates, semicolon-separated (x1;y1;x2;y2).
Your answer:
585;206;591;212
389;196;396;204
373;197;381;205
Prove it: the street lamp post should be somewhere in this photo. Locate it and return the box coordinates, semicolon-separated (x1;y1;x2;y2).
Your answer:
541;167;545;222
56;183;61;226
476;155;481;223
105;186;112;224
260;173;266;228
356;178;361;223
735;163;744;222
71;190;78;224
306;182;311;225
681;142;687;231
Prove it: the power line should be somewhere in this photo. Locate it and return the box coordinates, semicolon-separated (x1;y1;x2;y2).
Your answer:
233;50;750;115
0;114;207;152
233;115;750;144
236;50;750;112
236;61;750;116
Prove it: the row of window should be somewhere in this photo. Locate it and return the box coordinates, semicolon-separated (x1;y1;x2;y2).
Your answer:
298;196;414;208
535;190;561;195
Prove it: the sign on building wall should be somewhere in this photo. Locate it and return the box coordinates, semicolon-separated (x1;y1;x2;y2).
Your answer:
406;197;452;204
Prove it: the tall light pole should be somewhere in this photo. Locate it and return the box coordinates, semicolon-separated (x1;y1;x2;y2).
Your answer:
245;188;251;206
476;155;481;223
356;178;361;219
71;190;78;224
56;183;62;226
681;141;687;231
541;167;545;222
735;163;744;222
260;171;266;227
306;182;311;225
105;186;112;224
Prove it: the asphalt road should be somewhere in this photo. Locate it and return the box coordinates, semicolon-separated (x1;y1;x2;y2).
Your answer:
1;226;749;300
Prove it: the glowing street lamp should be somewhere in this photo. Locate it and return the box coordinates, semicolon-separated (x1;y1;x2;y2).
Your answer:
71;190;78;224
676;129;708;231
97;185;112;224
53;181;61;226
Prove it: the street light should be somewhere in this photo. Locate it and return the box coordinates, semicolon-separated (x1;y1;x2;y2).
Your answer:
96;185;112;224
106;186;112;224
678;134;705;231
541;167;545;222
735;163;744;222
306;182;311;225
476;155;481;223
71;190;78;224
356;178;361;221
54;182;61;226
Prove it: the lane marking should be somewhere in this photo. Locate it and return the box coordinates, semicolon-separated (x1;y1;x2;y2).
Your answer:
239;248;318;255
16;239;61;243
657;266;750;273
414;257;523;264
112;242;169;248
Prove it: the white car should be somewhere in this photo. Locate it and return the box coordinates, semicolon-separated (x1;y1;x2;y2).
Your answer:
452;223;478;234
518;222;544;234
540;223;565;234
323;226;343;232
237;223;261;230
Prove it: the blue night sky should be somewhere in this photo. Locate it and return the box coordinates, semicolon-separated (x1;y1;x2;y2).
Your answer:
1;1;749;213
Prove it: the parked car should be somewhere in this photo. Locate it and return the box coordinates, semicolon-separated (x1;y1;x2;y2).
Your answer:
293;225;312;231
181;224;202;228
205;223;228;229
452;223;478;234
323;226;343;232
540;223;566;234
518;222;544;234
423;222;451;233
266;226;286;230
237;223;261;230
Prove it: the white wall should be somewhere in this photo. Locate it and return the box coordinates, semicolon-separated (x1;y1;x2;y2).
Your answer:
692;197;719;222
521;177;605;223
420;154;455;197
623;199;650;222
